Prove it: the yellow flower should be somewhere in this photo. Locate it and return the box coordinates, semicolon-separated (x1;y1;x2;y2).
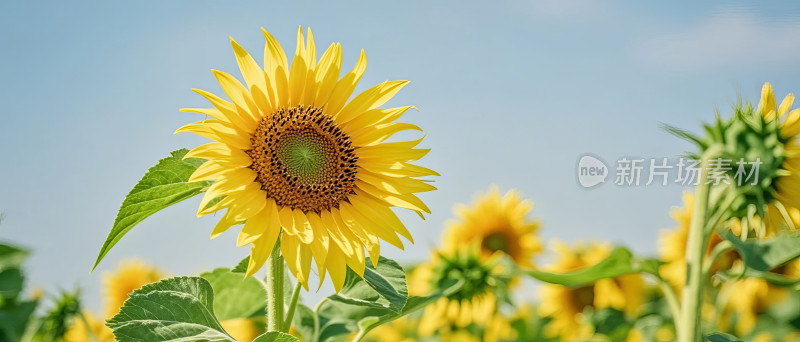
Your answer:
178;27;436;291
64;312;115;342
441;187;542;267
755;83;800;234
413;246;511;342
102;259;165;318
659;192;738;290
723;258;800;335
220;317;266;342
538;242;645;342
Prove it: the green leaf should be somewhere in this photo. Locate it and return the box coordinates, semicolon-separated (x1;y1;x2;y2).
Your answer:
200;268;266;320
0;268;23;299
232;256;250;273
0;300;36;342
721;230;800;272
0;243;28;270
253;331;300;342
327;256;407;313
717;268;800;288
107;276;234;342
705;332;744;342
93;149;209;271
524;247;643;287
290;303;315;342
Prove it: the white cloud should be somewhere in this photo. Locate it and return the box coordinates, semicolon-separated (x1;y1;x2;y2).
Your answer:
635;11;800;72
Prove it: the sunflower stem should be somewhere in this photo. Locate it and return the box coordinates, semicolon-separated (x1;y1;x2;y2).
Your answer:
282;282;302;332
266;240;285;332
678;148;717;342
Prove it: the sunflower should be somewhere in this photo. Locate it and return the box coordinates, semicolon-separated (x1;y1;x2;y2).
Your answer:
64;312;116;342
754;83;800;234
362;317;417;342
441;186;542;267
659;192;738;290
411;246;512;342
723;258;800;335
538;242;645;342
220;317;266;342
102;259;165;318
178;27;436;291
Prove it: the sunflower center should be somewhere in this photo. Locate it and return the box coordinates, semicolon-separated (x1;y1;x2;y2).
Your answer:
247;105;358;213
482;232;510;253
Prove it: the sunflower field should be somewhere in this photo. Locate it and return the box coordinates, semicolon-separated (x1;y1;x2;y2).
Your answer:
4;3;800;342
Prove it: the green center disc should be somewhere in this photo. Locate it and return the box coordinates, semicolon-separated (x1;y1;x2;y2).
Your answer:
275;130;332;184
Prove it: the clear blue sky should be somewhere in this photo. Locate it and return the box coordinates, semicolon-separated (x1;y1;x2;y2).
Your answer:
2;1;800;309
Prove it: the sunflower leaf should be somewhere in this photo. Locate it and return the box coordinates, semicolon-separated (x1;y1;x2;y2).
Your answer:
705;332;744;342
721;230;800;272
523;247;642;287
326;256;407;313
200;268;266;320
93;149;209;271
252;331;299;342
107;276;234;342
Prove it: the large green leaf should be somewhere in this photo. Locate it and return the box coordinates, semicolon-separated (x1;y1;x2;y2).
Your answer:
722;230;800;272
705;332;744;342
327;257;407;313
0;243;28;271
0;300;36;342
93;149;209;270
200;268;266;320
253;331;300;342
107;276;234;342
524;247;648;287
0;268;23;299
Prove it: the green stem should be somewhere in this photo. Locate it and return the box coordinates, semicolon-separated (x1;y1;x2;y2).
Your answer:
312;297;329;342
282;282;302;332
655;277;682;331
678;149;717;342
266;240;285;332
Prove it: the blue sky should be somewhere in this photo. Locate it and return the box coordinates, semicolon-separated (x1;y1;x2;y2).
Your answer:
2;1;800;308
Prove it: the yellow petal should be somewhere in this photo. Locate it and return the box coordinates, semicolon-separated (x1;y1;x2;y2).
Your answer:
291;209;314;244
340;202;404;250
230;37;268;95
334;80;409;123
349;193;414;243
349;122;422;146
355;180;431;214
324;49;366;115
192;89;253;133
175;120;252;150
210;210;240;239
281;234;308;289
758;82;776;116
313;43;342;107
262;28;289;108
779;93;796;117
185;142;252;165
245;216;282;277
341;106;416;134
325;245;347;292
288;26;308;106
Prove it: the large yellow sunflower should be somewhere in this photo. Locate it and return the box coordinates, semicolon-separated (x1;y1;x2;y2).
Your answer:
178;27;436;291
102;259;165;318
538;242;645;342
441;186;542;267
64;312;116;342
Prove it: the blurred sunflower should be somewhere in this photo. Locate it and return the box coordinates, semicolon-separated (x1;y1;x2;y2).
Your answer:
659;192;738;289
64;312;115;342
178;27;436;291
441;187;542;267
220;318;266;342
538;242;645;342
362;317;417;342
411;246;512;342
723;258;800;335
102;259;165;317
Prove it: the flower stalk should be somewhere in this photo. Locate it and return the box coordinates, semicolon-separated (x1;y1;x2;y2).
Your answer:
266;241;284;332
678;147;718;342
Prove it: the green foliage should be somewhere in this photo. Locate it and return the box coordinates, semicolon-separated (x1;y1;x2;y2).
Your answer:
32;290;81;342
722;230;800;272
93;149;209;270
524;247;658;287
705;332;744;342
252;331;300;342
200;268;267;320
107;276;234;342
0;242;37;342
289;256;459;342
